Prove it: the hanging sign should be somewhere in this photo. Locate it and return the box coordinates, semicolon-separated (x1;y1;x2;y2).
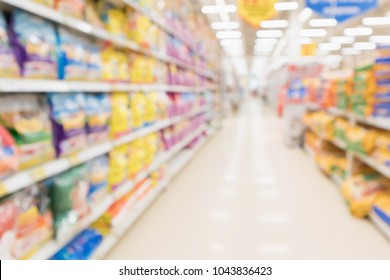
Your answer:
301;43;317;57
238;0;278;28
305;0;378;23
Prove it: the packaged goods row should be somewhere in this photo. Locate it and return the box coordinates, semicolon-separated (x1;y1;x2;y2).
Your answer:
0;115;207;260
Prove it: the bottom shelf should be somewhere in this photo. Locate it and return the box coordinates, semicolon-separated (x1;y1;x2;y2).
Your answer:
90;135;210;259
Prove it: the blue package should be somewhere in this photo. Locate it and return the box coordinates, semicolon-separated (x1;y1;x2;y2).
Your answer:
8;10;57;79
85;93;111;143
47;92;87;157
85;41;102;81
87;155;108;204
0;11;20;78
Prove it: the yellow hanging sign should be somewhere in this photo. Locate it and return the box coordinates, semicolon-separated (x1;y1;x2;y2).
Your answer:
301;43;317;57
238;0;278;28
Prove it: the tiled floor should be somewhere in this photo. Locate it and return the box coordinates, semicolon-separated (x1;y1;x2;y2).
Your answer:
106;101;390;260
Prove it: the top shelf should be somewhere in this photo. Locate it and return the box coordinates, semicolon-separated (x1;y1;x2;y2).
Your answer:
0;0;218;80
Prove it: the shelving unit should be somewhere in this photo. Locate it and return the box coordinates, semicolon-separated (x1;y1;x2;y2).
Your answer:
29;124;208;260
0;0;217;80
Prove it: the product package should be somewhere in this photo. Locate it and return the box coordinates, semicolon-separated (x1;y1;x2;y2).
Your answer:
101;47;129;82
85;0;105;29
110;92;130;139
0;125;19;179
0;184;53;260
98;0;126;37
50;164;90;240
8;10;57;79
55;0;86;19
0;94;55;169
128;139;145;179
85;41;103;81
130;91;146;130
87;155;109;205
85;93;111;143
346;125;377;155
372;192;390;228
108;144;128;190
56;27;88;80
144;93;157;125
0;11;20;78
47;92;87;157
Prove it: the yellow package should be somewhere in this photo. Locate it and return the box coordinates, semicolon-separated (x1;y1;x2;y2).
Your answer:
85;0;105;29
372;148;390;166
108;144;128;190
126;8;153;48
145;57;157;83
376;132;390;150
130;92;146;129
101;47;129;82
144;133;158;166
128;139;145;178
144;93;157;124
346;126;377;154
129;54;148;83
98;1;126;37
110;92;130;139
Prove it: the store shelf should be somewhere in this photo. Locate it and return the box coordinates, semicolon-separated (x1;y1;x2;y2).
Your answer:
0;108;206;198
0;79;217;93
351;114;390;131
330;138;347;150
370;209;390;241
353;152;390;179
90;133;209;260
327;107;349;118
0;0;216;78
28;124;207;260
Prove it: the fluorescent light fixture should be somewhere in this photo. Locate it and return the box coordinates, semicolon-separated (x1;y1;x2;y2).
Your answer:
254;44;275;52
299;8;313;23
260;20;289;28
353;42;376;50
299;37;313;45
211;21;240;30
330;36;354;44
322;55;343;63
257;30;283;38
220;39;243;46
300;29;327;37
274;2;299;11
342;48;361;55
344;27;373;36
201;5;236;14
255;38;278;45
370;35;390;44
216;31;241;39
319;43;341;51
309;18;337;27
363;17;390;26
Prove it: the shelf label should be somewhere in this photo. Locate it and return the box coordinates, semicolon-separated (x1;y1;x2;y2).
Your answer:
305;0;378;22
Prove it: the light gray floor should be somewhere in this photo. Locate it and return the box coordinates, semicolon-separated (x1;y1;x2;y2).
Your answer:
107;101;390;260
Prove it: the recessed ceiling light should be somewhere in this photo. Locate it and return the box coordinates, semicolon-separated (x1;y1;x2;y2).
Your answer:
319;43;341;51
344;27;373;36
309;18;337;27
370;35;390;44
219;39;243;46
300;29;327;37
342;48;361;55
362;17;390;26
299;37;313;45
260;20;289;28
216;31;242;39
211;21;240;30
353;42;376;50
274;2;299;11
330;36;354;44
257;30;283;38
201;5;236;14
255;38;278;45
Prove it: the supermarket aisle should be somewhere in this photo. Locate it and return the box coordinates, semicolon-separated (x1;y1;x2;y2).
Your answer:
107;101;390;260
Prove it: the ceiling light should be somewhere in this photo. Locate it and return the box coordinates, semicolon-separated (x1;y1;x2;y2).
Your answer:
299;8;313;23
254;44;275;51
330;36;354;44
257;30;283;38
299;37;313;45
319;43;341;51
344;27;373;36
211;21;240;30
274;2;299;11
300;29;327;37
201;5;236;14
255;38;278;45
342;48;361;55
309;18;337;27
322;55;343;63
353;42;376;50
219;39;243;46
370;35;390;44
260;20;289;28
362;17;390;26
216;31;241;39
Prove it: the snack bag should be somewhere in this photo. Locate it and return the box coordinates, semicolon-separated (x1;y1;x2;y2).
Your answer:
130;91;146;129
55;0;86;19
85;93;111;143
85;42;102;81
101;47;129;82
0;125;19;179
108;144;128;190
50;164;90;240
85;0;105;29
0;94;55;169
0;196;19;259
47;92;87;157
0;11;20;78
57;27;88;80
8;10;57;79
144;92;157;125
110;92;130;139
346;125;377;154
128;140;142;179
98;0;126;37
87;156;108;205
